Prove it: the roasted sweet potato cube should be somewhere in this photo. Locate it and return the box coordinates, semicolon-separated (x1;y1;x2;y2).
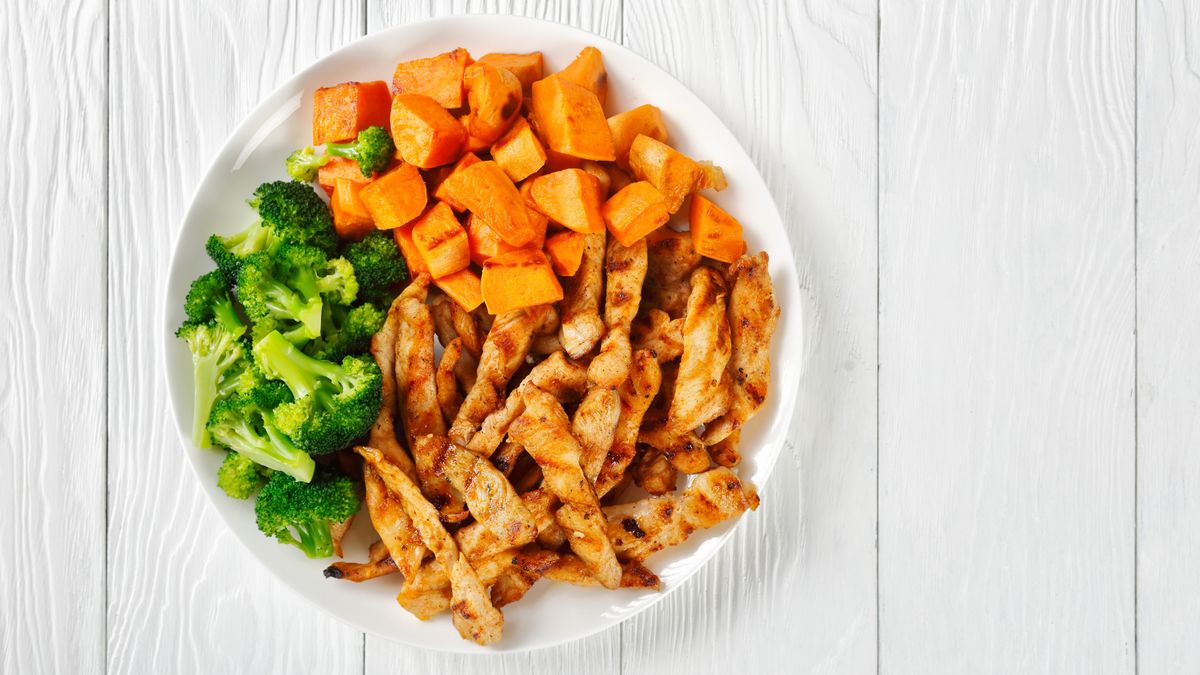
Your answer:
689;195;745;263
390;94;467;168
359;162;427;230
433;152;482;211
466;212;519;265
556;46;608;107
543;147;584;172
627;134;702;214
697;160;728;191
516;182;553;238
527;169;605;234
331;177;375;241
544;230;585;276
608;104;668;170
435;268;484;311
491;117;546;182
440;160;538;247
392;48;471;109
477;52;544;94
530;76;615;161
313;81;392;145
606;163;634;194
464;62;524;143
392;224;428;276
318;156;369;196
481;248;564;315
412;202;470;278
602;180;670;246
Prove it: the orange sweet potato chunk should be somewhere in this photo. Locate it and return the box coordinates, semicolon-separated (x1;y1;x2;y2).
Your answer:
556;46;608;108
433;152;482;211
392;48;471;109
477;52;544;94
481;248;564;315
359;162;428;231
580;160;611;197
313;81;392;145
528;169;605;234
439;160;537;247
529;76;615;161
491;117;546;182
544;230;585;276
689;195;745;263
318;157;369;196
412;202;470;279
608;105;668;170
467;213;519;265
626;134;702;214
390;94;467;169
392;224;428;276
331;177;375;241
602;180;670;246
464;62;524;143
435;268;484;311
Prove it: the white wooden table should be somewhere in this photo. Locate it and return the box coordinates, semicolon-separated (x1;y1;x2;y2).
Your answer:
3;0;1196;672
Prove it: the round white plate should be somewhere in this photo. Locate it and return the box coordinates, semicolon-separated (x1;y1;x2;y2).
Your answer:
162;14;801;654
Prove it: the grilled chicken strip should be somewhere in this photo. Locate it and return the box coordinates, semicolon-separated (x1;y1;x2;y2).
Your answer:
701;252;780;467
357;446;504;645
419;434;538;548
466;350;587;457
362;462;427;579
323;540;400;582
558;231;606;358
631;309;684;363
435;337;466;424
450;305;557;446
644;228;701;318
509;388;622;588
594;350;662;497
668;267;732;431
606;467;759;562
368;292;418;475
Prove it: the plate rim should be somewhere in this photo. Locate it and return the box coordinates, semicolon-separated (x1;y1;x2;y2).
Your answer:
159;12;803;654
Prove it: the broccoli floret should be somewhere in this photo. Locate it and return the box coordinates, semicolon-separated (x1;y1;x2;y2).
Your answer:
207;182;337;283
252;330;382;456
305;302;386;362
286;126;396;182
316;256;359;306
255;471;360;559
236;248;325;341
217;450;270;499
341;231;408;305
206;382;316;483
177;273;248;448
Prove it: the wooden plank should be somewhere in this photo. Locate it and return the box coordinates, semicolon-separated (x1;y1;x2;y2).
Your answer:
878;1;1135;672
620;1;878;673
105;2;366;673
0;0;107;672
1136;1;1200;672
363;0;621;667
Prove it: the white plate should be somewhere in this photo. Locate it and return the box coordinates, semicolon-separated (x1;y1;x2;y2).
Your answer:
162;14;802;654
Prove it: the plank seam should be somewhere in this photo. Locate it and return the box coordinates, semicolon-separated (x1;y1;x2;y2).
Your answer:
1132;0;1140;671
104;0;112;671
874;2;882;674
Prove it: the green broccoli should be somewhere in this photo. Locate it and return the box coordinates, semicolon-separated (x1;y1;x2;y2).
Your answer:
206;381;316;483
217;450;270;499
177;272;249;448
340;231;408;306
304;302;386;362
236;247;326;341
255;471;360;559
286;126;396;182
207;181;337;282
252;330;382;456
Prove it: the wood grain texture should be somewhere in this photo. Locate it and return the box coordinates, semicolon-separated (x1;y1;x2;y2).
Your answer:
364;1;623;669
0;0;107;673
621;0;878;673
1136;1;1200;673
879;1;1135;673
106;2;365;673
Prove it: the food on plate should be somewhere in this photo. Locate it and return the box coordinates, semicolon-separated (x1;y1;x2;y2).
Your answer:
176;43;778;646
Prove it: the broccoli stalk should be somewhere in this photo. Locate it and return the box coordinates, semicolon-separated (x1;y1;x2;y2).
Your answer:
217;450;271;499
207;382;316;483
255;471;360;558
177;271;248;448
286;126;396;182
252;330;382;456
